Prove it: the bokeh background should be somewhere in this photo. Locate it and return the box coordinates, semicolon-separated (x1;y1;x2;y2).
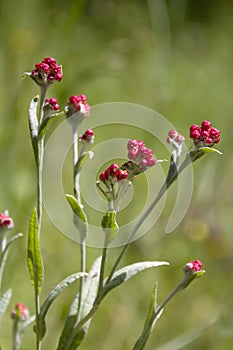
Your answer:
0;0;233;349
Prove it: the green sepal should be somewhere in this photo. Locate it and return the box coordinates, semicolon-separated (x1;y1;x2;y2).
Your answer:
101;211;119;244
57;257;101;350
74;151;94;176
180;270;206;290
102;261;169;298
199;147;223;155
65;195;88;239
190;147;222;163
28;96;39;162
0;289;12;322
38;111;65;139
37;272;87;340
27;208;44;294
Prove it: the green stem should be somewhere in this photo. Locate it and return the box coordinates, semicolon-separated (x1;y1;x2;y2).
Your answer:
34;86;47;350
12;319;20;350
97;246;108;297
72;125;86;318
106;154;192;284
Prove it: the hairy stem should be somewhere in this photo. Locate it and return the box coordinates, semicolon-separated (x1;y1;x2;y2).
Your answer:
106;154;192;284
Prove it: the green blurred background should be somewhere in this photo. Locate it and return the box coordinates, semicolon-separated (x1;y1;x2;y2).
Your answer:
0;0;233;349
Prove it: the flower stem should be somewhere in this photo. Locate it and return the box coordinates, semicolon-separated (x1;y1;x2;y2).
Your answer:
34;87;47;350
106;154;192;284
72;125;86;318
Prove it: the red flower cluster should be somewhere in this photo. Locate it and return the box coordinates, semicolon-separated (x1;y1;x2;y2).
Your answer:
167;129;185;145
127;140;156;171
190;120;220;147
45;98;60;111
0;213;14;230
99;163;128;184
80;129;94;143
185;260;202;272
68;94;91;117
11;303;30;321
31;57;63;85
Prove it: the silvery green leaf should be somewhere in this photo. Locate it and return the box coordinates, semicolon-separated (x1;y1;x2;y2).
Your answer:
38;272;87;340
28;96;39;160
38;111;65;139
65;194;88;239
199;147;223;155
27;208;44;293
57;257;101;350
0;289;12;322
102;261;169;297
74;151;94;176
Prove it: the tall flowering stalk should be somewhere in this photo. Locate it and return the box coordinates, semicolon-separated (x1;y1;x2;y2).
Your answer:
65;95;91;319
26;57;63;350
8;57;221;350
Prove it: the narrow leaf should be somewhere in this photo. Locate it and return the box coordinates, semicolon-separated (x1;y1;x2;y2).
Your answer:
101;211;119;244
0;289;12;322
74;152;93;176
38;272;87;340
66;194;88;239
58;257;101;350
38;111;65;139
28;96;39;160
27;208;44;293
102;261;169;297
0;233;23;268
199;146;223;155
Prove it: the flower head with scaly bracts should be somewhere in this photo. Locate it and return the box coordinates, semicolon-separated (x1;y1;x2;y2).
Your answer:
80;129;95;144
167;129;185;166
127;140;156;171
11;303;30;322
98;163;129;202
99;163;128;186
65;94;91;126
190;120;220;148
0;212;14;232
30;57;63;87
185;260;202;273
44;98;60;112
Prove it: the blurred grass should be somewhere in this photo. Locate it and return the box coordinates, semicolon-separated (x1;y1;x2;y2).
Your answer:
0;0;233;349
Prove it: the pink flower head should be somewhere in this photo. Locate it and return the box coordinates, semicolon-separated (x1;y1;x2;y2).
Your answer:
186;260;202;271
190;120;220;147
80;129;95;144
11;303;30;322
184;260;202;276
31;57;63;86
127;140;156;171
167;129;185;145
99;163;128;185
45;98;60;111
66;95;91;125
0;213;14;231
68;95;90;117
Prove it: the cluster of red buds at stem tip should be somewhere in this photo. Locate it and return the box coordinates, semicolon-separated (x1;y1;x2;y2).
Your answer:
183;260;202;275
167;130;185;146
190;120;220;148
65;94;91;125
100;163;128;186
11;303;30;322
80;129;95;144
44;98;60;111
31;57;63;86
0;212;14;232
127;140;156;171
